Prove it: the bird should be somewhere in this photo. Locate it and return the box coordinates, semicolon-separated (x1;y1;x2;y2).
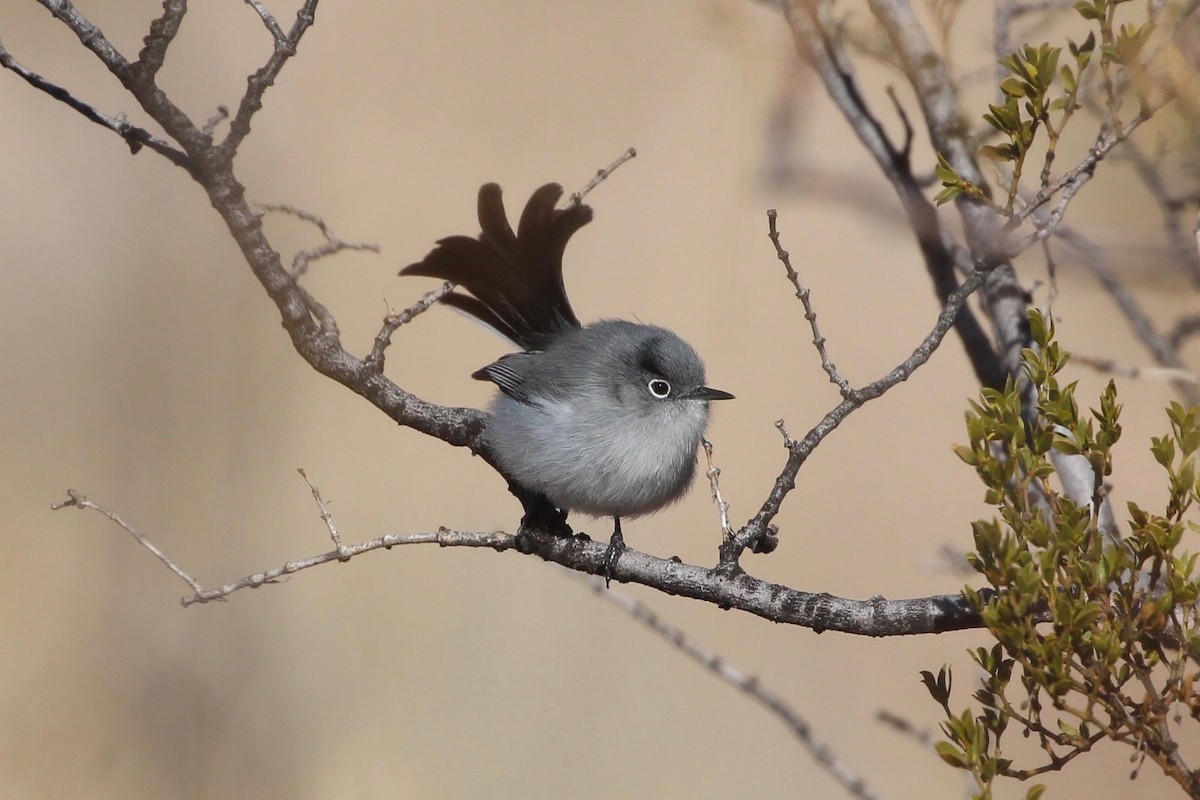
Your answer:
401;182;733;584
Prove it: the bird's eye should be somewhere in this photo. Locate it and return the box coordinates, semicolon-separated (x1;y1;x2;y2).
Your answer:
647;379;672;399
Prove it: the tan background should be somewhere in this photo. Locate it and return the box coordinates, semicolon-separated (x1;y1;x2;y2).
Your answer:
2;2;1197;798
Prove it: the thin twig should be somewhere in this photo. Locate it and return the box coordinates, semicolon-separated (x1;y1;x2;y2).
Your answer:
884;85;914;162
178;527;513;606
1069;354;1199;385
1010;105;1169;236
767;209;853;397
52;490;203;593
0;38;190;169
202;105;230;136
1050;222;1200;406
221;0;319;158
725;254;999;563
52;486;511;606
568;147;637;206
257;203;380;338
775;419;796;448
876;709;938;748
257;203;381;279
298;469;346;555
702;439;734;541
590;580;886;800
243;0;290;43
364;282;456;374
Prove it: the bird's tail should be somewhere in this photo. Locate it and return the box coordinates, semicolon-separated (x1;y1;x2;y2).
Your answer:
400;183;592;351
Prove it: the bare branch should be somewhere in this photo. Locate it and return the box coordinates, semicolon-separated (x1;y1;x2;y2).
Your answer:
34;0;204;165
1169;315;1200;349
1009;108;1168;242
702;438;734;541
179;526;512;606
1116;138;1200;286
298;468;346;554
221;0;320;158
784;0;1005;392
243;0;290;44
0;38;190;168
1051;222;1200;406
568;147;638;206
53;487;987;634
39;0;133;76
592;580;886;800
257;203;381;279
865;0;1029;395
724;253;999;564
876;709;938;748
134;0;188;84
52;490;203;594
1069;354;1200;386
364;282;455;375
767;208;852;397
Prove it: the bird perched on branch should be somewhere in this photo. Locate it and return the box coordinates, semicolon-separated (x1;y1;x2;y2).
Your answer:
402;182;732;584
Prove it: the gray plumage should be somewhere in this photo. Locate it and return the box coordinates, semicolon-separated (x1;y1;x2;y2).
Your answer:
401;182;732;528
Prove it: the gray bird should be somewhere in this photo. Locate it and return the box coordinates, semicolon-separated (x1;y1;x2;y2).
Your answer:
402;182;733;583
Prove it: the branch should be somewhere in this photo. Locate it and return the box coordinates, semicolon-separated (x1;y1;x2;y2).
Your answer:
1008;107;1169;248
767;209;852;397
864;0;1031;394
133;0;188;84
364;282;456;375
783;0;1006;393
257;203;383;337
592;580;886;800
52;490;202;594
568;146;637;206
258;203;381;279
702;439;736;543
220;0;319;159
52;486;987;634
725;247;998;563
1116;137;1200;287
1050;222;1200;406
1070;355;1199;386
36;0;200;147
0;38;190;168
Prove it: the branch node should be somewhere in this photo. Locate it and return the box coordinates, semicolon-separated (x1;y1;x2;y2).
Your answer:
365;282;455;375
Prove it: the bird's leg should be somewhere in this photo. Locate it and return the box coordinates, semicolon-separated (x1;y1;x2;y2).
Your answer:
510;481;571;536
602;516;625;588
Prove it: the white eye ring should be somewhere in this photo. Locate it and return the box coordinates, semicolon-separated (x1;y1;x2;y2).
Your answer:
647;379;672;399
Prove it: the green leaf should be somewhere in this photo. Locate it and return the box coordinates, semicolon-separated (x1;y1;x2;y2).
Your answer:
934;186;961;206
1000;76;1028;97
1073;0;1101;20
935;741;969;768
935;152;959;182
979;144;1018;162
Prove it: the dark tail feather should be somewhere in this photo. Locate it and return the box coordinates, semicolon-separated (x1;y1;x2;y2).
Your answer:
401;182;592;351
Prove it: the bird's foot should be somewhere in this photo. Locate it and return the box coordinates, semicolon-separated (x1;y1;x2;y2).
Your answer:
601;518;625;588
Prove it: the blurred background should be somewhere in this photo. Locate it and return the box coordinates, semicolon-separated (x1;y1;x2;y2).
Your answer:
2;1;1198;797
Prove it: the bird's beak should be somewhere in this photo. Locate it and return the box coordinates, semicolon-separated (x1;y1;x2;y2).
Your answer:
686;385;735;401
